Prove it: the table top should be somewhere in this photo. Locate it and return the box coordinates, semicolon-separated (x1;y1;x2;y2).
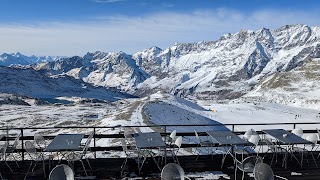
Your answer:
46;134;84;151
262;129;310;144
134;132;166;149
207;130;248;145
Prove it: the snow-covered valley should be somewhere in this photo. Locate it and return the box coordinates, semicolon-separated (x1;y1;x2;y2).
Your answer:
1;92;319;139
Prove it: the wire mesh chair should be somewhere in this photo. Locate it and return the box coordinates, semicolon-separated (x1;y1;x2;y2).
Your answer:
235;133;261;158
291;128;303;137
194;130;215;161
120;138;137;177
24;141;51;180
262;138;288;168
49;164;74;180
168;130;177;146
292;133;318;168
248;134;261;154
243;129;258;141
171;136;182;165
234;155;263;180
124;129;135;147
6;133;22;167
316;128;320;158
1;142;14;173
34;133;48;150
66;134;93;177
254;163;287;180
161;163;185;180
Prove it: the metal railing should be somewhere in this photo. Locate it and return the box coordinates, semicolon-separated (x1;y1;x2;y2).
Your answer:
1;122;320;160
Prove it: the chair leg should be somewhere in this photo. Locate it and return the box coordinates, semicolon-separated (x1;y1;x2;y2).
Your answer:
195;144;201;161
234;164;237;180
85;158;92;170
307;151;318;168
80;160;88;176
24;161;33;180
4;160;14;173
31;160;38;172
270;152;275;166
242;170;245;180
120;157;128;177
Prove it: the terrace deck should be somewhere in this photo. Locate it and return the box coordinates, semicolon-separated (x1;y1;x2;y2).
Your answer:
1;152;320;180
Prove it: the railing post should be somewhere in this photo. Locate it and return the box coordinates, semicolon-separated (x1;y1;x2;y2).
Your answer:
164;125;167;165
93;127;96;159
21;128;24;161
232;124;235;132
293;123;296;130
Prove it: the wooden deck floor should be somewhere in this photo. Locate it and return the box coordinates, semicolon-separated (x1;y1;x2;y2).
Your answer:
1;152;320;180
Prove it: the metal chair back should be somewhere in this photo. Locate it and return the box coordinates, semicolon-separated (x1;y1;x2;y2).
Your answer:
292;128;303;137
306;134;318;144
34;133;47;148
161;163;185;180
11;133;21;149
244;129;257;140
49;164;74;180
254;163;274;180
25;141;37;155
175;136;182;149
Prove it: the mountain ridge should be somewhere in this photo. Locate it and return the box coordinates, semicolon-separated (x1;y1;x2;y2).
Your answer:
1;24;320;108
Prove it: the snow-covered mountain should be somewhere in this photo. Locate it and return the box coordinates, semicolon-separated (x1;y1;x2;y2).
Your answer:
1;24;320;108
0;52;60;66
133;24;320;108
0;65;132;102
33;51;149;92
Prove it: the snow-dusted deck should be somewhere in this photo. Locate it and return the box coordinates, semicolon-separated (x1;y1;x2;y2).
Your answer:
1;153;320;179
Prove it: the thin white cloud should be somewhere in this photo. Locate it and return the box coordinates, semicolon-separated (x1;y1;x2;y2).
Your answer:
0;8;319;56
161;3;174;8
92;0;125;3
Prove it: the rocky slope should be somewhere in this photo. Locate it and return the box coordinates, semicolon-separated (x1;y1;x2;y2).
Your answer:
0;66;132;102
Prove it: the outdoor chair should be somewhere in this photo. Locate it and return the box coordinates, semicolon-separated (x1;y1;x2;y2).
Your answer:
171;136;182;165
235;131;261;157
316;128;320;158
65;135;93;177
291;128;303;137
291;133;318;167
6;133;22;165
234;155;263;180
243;129;258;141
0;142;14;173
49;164;74;180
136;146;164;174
167;130;177;146
24;141;52;180
120;138;137;177
262;138;288;168
34;133;48;151
254;163;288;180
248;134;261;154
194;130;215;161
124;129;136;149
161;163;185;180
80;131;94;152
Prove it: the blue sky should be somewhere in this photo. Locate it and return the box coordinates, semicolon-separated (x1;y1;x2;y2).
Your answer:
0;0;319;56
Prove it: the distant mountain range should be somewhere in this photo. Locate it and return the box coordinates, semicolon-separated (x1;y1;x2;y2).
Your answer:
0;52;61;66
1;24;319;108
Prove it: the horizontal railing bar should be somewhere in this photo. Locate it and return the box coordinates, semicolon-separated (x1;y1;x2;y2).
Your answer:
1;121;320;130
1;130;319;140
